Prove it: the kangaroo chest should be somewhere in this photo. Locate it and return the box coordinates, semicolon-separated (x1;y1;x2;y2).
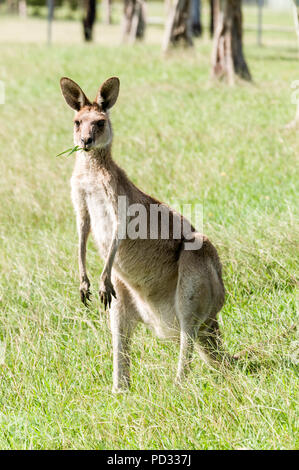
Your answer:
86;186;114;255
74;172;115;257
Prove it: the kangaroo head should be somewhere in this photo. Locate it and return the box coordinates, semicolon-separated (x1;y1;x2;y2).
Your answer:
60;77;120;152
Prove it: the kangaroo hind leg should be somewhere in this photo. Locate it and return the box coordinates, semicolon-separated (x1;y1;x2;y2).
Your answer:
109;276;140;393
175;243;225;380
175;253;212;382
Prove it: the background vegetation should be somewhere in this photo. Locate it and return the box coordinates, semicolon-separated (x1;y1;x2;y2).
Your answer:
0;3;298;449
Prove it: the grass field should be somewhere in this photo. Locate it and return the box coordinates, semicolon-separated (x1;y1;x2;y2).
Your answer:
0;9;298;450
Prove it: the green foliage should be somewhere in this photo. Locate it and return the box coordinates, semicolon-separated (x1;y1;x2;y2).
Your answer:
0;16;298;450
27;0;64;7
56;145;82;157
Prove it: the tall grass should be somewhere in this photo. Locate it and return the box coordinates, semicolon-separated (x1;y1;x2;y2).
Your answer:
0;18;298;449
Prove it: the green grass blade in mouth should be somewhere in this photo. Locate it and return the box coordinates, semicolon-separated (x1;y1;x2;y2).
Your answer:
56;145;82;158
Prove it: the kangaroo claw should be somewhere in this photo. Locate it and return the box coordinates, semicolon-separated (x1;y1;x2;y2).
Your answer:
80;279;91;307
99;278;116;311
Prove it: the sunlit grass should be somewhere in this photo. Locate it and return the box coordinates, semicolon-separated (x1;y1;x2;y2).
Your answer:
0;17;298;449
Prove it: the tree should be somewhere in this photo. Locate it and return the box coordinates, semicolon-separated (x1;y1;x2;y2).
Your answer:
83;0;96;41
163;0;193;52
287;1;299;127
191;0;202;37
211;0;251;85
102;0;112;25
122;0;146;43
19;0;27;17
7;0;18;13
293;0;299;50
210;0;215;37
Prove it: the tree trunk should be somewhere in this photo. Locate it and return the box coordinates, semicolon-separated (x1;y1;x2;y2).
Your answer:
18;0;27;17
191;0;202;37
163;0;193;52
210;0;215;37
286;1;299;128
102;0;112;25
211;0;251;84
122;0;146;43
83;0;96;41
293;1;299;51
293;2;299;125
47;0;54;45
7;0;18;14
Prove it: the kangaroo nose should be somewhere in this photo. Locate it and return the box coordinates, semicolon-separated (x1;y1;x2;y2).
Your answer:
81;137;92;147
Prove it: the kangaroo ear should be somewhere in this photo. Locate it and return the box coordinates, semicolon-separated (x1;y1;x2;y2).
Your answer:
95;77;120;110
60;77;90;111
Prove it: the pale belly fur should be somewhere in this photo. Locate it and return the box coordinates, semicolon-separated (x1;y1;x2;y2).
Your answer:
86;189;114;256
86;189;180;340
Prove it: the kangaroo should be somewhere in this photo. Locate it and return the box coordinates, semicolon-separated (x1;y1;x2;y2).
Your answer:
60;76;225;392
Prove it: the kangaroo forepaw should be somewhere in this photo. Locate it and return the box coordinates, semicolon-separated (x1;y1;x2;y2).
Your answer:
80;279;91;306
99;277;116;310
99;288;116;310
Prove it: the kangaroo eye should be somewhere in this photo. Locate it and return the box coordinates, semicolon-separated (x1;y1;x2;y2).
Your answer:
97;120;105;128
74;120;80;127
